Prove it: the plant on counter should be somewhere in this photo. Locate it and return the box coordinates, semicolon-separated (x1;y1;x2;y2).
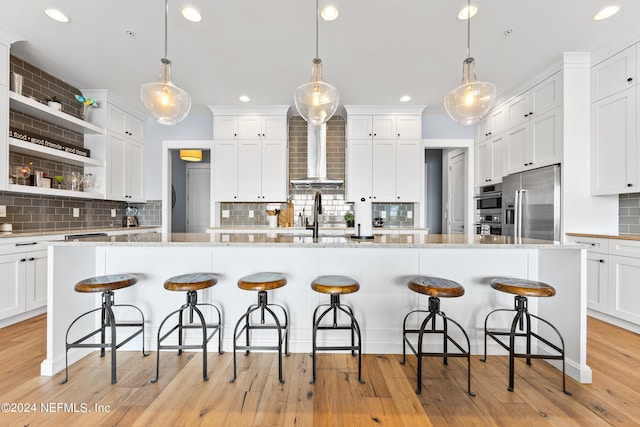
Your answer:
344;211;355;227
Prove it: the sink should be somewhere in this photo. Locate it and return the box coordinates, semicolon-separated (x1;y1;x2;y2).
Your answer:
277;233;351;244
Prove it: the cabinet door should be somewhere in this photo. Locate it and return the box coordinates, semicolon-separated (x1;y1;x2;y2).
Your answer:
608;254;640;325
477;117;491;141
505;124;528;175
530;73;562;117
348;115;373;139
0;253;26;320
396;116;420;139
372;139;396;201
489;106;506;135
261;116;287;140
346;139;372;201
237;140;262;200
586;252;608;313
213;116;238;139
25;250;47;311
213;140;238;201
127;140;145;202
529;108;561;168
396;139;420;201
107;133;127;200
476;140;492;185
107;105;127;136
490;134;504;184
372;116;396;139
506;94;529;129
0;85;7;191
127;116;144;142
261;139;287;201
237;116;262;139
591;87;637;195
592;45;637;102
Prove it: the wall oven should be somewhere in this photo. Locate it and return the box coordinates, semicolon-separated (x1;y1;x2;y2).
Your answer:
475;184;502;235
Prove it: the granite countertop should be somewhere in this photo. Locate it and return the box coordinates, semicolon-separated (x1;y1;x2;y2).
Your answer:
0;226;160;242
51;232;570;249
207;226;428;234
566;232;640;241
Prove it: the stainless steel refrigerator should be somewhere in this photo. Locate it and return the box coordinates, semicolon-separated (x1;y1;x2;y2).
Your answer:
502;164;561;241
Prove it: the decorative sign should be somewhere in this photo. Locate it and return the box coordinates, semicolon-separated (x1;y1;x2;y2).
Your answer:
9;127;91;158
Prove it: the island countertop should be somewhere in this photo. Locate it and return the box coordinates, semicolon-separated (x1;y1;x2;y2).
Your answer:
51;232;571;248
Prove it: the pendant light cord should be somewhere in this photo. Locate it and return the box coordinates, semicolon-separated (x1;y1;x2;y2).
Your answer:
315;0;319;59
164;0;169;59
466;0;471;58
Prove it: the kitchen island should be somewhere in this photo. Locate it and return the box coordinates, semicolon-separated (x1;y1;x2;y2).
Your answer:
42;232;591;383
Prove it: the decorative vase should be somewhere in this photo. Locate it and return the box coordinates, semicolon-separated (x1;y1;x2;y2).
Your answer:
346;220;355;228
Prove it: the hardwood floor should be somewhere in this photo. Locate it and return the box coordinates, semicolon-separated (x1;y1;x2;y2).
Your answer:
0;314;638;426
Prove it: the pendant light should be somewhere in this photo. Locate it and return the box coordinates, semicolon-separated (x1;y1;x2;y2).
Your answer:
180;150;202;162
140;0;191;125
294;0;339;125
444;0;496;125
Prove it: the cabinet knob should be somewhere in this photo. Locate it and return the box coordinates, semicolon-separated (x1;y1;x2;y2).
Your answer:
628;77;634;82
529;112;533;116
397;196;400;199
628;183;633;187
234;196;237;199
599;259;605;263
398;133;400;137
369;133;372;137
234;133;237;137
29;257;35;261
262;133;266;137
20;258;26;262
524;114;528;117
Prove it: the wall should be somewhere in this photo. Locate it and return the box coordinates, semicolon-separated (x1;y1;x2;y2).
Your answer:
422;114;474;139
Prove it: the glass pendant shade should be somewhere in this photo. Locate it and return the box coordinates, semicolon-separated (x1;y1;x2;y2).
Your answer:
294;58;339;126
141;59;191;125
179;149;202;162
444;57;496;125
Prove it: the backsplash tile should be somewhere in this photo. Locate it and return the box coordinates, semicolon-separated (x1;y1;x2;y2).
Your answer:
619;193;640;235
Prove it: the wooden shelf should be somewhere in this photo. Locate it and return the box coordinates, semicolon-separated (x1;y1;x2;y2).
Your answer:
9;91;105;135
7;183;104;200
9;138;104;167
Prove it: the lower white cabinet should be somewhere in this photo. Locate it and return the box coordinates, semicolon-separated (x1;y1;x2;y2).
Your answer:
0;246;47;323
567;235;640;331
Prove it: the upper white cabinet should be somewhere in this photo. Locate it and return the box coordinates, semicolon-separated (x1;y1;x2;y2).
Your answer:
106;133;145;202
590;43;640;196
505;108;562;175
108;104;144;142
591;45;637;102
476;134;504;185
210;106;289;202
477;106;506;141
591;87;637;195
506;72;562;129
344;106;425;202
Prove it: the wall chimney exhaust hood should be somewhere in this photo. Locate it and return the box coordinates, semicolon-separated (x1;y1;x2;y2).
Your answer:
290;123;343;189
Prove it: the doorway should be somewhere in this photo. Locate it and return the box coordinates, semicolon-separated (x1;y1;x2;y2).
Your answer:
447;150;466;234
186;163;211;233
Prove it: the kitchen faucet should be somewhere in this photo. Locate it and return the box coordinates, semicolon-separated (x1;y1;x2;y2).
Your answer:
306;190;322;238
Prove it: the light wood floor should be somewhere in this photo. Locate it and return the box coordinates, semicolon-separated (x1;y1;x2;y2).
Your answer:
0;314;639;426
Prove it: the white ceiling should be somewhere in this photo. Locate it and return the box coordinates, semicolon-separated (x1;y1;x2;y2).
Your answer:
2;1;640;120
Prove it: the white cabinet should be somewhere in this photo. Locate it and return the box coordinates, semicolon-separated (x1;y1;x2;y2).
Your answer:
476;134;503;186
477;106;505;141
0;246;47;323
608;254;640;325
108;104;144;142
591;45;637;102
568;236;610;313
590;87;638;195
106;133;145;202
344;107;424;202
505;108;561;175
210;106;289;202
506;72;562;129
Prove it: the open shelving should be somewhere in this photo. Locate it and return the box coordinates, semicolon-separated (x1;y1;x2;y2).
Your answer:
7;183;104;200
9;137;104;167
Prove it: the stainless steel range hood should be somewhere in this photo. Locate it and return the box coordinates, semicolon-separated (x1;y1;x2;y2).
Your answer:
290;123;343;189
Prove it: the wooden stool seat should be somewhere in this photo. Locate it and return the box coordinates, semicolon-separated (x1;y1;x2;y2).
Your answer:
311;275;360;295
164;273;217;292
490;277;556;298
238;272;287;291
408;276;465;298
74;273;137;293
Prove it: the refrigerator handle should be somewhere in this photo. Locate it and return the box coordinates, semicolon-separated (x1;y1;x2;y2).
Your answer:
514;190;520;239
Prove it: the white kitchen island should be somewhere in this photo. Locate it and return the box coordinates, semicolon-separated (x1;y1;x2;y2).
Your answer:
42;232;591;384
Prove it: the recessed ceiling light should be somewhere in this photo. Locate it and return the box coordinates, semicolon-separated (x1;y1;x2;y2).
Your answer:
457;5;478;20
182;7;202;23
239;95;250;102
400;95;411;102
44;9;70;23
593;5;620;21
321;6;339;21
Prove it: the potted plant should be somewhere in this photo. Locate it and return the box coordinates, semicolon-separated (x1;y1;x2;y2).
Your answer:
344;212;355;228
45;95;62;111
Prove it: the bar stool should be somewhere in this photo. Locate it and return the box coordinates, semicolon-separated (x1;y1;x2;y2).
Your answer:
151;273;223;382
310;275;365;385
480;277;571;395
62;273;147;385
401;276;474;396
230;273;289;383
